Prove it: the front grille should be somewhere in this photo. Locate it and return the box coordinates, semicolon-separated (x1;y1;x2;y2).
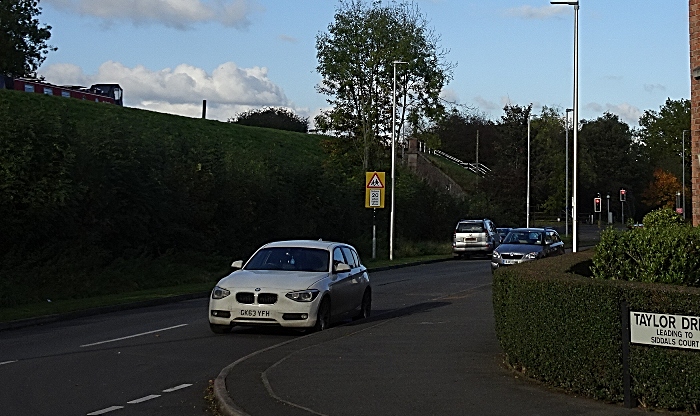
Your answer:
257;293;278;304
235;292;277;304
501;253;524;260
236;292;255;304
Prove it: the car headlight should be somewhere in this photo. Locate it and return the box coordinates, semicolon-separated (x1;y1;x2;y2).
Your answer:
285;289;320;302
492;251;501;259
211;286;231;299
524;251;539;260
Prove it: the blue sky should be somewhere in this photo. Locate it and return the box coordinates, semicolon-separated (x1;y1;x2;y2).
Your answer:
37;0;690;127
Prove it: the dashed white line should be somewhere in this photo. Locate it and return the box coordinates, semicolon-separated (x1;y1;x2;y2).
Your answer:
86;382;193;414
0;360;18;365
162;383;192;392
127;394;161;404
86;405;124;415
79;324;188;347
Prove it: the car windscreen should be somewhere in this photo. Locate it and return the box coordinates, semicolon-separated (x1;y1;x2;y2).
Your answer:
245;247;330;272
456;223;485;233
504;231;544;245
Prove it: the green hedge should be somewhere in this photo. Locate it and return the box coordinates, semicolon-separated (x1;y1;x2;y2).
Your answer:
493;251;700;412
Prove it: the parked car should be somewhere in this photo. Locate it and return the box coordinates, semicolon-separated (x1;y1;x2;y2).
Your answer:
208;240;371;334
496;227;512;243
491;228;565;271
452;219;499;258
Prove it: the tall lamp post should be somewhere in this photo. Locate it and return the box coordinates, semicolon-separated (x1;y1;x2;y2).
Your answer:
390;60;407;261
565;108;573;236
551;0;579;252
683;129;689;220
527;113;532;228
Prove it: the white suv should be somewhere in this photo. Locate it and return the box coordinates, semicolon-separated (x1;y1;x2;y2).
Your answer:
452;219;499;258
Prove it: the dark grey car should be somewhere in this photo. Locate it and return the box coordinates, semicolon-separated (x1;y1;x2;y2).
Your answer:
490;228;565;271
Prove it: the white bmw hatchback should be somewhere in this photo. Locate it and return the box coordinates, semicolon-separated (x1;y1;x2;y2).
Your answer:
208;240;371;334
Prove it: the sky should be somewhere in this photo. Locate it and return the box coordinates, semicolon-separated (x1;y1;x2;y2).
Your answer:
35;0;691;128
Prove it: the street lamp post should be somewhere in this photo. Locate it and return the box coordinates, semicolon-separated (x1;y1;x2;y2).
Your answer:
565;108;573;236
683;129;689;220
390;61;407;261
527;113;532;228
551;0;579;252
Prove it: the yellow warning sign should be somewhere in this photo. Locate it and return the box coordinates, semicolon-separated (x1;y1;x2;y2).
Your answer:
365;172;385;208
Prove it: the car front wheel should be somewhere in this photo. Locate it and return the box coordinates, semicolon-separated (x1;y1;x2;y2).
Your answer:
314;298;331;332
353;289;371;321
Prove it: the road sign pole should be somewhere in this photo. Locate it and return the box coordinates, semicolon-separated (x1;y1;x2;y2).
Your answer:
372;208;376;259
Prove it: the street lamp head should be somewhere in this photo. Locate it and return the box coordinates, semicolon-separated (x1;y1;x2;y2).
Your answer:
393;61;407;65
550;1;579;4
566;108;573;113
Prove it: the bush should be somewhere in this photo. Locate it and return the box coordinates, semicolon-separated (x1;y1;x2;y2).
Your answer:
643;207;686;228
592;224;700;286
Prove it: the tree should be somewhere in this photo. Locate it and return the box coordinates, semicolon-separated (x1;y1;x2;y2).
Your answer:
642;168;682;209
314;0;453;170
636;98;691;189
0;0;56;77
230;107;309;133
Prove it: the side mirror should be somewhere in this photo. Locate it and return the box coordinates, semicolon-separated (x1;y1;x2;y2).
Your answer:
231;260;244;269
334;263;351;273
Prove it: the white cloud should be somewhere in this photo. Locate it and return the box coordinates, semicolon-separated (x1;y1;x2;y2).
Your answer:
440;88;460;104
474;95;497;111
605;102;641;125
39;60;292;121
644;83;666;93
44;0;258;30
584;102;641;125
505;5;569;20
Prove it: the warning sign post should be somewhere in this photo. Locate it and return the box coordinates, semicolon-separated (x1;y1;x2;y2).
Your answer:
365;172;385;208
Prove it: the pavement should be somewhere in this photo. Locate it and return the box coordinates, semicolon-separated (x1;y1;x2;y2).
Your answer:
214;278;650;416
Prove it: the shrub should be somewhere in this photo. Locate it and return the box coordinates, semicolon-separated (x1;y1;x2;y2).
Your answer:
643;207;686;228
592;221;700;286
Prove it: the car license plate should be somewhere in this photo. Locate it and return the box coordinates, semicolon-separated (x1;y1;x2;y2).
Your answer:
464;237;476;242
240;309;270;317
503;259;518;265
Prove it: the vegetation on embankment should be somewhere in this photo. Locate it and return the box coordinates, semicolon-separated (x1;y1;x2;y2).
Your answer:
0;89;466;309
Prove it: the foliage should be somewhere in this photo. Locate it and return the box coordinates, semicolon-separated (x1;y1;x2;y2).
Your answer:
314;0;453;170
643;207;686;228
592;223;700;286
0;0;56;77
0;89;466;307
230;107;309;133
494;251;700;412
642;168;682;209
636;98;691;179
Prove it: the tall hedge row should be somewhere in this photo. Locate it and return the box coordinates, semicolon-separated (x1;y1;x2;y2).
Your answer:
493;251;700;412
0;90;467;307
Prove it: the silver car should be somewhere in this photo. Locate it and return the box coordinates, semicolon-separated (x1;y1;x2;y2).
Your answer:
452;219;499;258
208;240;371;333
491;228;565;271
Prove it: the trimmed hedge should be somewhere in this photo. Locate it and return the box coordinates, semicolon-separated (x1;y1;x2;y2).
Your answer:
493;251;700;412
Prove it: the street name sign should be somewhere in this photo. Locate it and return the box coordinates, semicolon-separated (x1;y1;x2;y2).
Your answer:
630;311;700;350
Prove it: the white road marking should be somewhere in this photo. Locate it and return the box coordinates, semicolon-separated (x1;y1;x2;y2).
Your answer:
162;383;192;392
127;394;161;404
86;405;124;415
80;324;188;347
0;360;18;365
